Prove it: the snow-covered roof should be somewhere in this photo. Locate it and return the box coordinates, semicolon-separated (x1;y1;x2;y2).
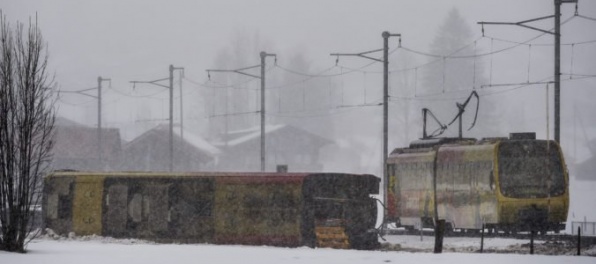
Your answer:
225;124;286;147
173;128;221;157
125;124;220;157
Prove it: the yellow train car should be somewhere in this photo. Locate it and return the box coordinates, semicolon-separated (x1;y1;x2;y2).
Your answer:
386;133;569;234
43;171;380;249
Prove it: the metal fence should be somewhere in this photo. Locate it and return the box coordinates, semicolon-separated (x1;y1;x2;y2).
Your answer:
571;221;596;237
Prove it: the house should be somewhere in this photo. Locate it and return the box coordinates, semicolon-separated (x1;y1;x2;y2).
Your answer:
574;156;596;181
120;125;219;172
52;117;122;171
215;124;333;172
572;139;596;181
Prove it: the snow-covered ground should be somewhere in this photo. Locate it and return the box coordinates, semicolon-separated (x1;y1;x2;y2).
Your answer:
2;234;594;264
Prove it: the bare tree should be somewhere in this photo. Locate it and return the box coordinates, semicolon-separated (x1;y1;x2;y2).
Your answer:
0;13;55;253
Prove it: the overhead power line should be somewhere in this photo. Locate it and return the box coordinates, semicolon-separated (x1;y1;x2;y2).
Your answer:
108;86;168;98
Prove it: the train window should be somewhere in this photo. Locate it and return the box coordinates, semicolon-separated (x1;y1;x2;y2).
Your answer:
58;195;71;219
129;193;143;222
46;194;58;219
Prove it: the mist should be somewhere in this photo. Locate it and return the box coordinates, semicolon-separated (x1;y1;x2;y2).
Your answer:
2;0;595;179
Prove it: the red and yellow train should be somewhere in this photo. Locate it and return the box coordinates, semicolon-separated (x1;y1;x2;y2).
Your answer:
42;133;570;249
386;133;569;234
43;172;380;249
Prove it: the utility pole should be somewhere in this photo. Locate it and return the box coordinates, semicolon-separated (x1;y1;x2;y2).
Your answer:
331;31;401;220
207;51;276;172
478;0;577;143
179;71;184;139
97;76;111;169
59;77;111;170
131;65;184;172
260;52;276;172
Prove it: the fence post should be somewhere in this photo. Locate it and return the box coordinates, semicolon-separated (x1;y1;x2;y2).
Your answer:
480;223;485;253
434;219;445;253
530;230;535;255
577;226;581;256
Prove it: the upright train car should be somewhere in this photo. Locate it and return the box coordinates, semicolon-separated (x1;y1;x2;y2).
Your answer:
386;133;569;234
43;172;380;249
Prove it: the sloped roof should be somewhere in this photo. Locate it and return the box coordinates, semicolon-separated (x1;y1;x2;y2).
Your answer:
575;155;596;181
55;116;86;127
173;128;221;156
125;124;220;157
216;124;332;148
53;121;121;159
226;124;285;147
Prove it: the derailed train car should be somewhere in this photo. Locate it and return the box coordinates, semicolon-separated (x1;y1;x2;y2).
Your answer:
386;133;569;234
43;171;380;249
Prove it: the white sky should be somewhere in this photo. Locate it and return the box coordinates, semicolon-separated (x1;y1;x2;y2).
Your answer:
3;1;592;114
2;0;595;167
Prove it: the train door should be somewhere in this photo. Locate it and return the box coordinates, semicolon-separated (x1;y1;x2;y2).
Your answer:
104;184;128;235
44;176;75;235
72;175;105;236
145;184;169;232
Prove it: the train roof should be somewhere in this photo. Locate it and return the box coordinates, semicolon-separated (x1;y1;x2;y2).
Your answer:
391;132;553;155
408;137;477;149
47;171;379;180
46;171;380;194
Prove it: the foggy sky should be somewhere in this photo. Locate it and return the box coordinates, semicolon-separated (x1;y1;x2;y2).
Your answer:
2;0;596;173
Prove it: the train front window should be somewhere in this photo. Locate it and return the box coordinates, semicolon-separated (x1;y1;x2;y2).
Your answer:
498;141;565;198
